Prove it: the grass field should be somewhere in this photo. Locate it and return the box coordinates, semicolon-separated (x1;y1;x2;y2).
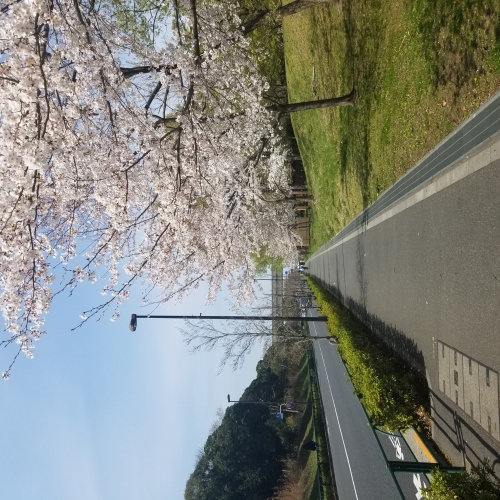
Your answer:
282;0;500;251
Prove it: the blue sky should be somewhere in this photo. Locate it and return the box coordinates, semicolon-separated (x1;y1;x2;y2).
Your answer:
0;277;269;500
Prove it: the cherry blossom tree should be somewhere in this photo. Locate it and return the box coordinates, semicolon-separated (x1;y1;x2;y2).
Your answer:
0;0;303;376
108;0;356;110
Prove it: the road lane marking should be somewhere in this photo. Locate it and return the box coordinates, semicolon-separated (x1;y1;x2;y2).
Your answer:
413;473;427;500
389;435;404;460
311;321;360;500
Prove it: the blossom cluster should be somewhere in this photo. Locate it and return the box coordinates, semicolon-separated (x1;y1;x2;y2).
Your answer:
0;0;298;369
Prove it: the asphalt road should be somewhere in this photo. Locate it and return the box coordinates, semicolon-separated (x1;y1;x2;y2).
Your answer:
308;312;401;499
306;94;500;471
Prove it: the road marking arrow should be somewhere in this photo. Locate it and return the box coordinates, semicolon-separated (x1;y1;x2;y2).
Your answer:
413;473;426;500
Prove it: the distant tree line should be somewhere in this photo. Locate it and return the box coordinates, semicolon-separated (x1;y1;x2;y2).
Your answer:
184;353;296;500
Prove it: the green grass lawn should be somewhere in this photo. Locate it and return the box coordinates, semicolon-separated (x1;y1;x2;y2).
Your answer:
282;0;500;252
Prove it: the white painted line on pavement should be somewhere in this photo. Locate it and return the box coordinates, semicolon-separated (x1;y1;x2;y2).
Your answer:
311;322;360;500
325;415;331;435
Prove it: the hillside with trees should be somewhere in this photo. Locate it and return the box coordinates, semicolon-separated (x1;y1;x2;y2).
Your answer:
185;345;302;500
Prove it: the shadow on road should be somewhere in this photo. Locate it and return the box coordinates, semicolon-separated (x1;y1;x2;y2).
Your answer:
315;274;426;374
344;296;426;375
431;390;500;477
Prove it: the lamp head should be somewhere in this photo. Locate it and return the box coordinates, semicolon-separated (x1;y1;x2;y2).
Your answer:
129;314;138;331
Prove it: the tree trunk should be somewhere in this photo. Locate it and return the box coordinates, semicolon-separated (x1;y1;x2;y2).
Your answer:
243;0;339;35
267;89;356;114
120;64;176;78
263;196;314;204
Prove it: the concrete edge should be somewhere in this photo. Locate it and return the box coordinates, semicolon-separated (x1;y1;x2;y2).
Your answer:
402;428;439;464
309;133;500;260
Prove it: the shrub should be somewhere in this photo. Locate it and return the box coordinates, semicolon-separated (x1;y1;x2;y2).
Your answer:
306;278;429;431
422;460;500;500
269;461;307;500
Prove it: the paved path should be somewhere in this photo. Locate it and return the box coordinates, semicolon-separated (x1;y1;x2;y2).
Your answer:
306;92;500;471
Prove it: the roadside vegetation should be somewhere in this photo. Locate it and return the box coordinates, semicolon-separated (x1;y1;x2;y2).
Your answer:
306;277;430;432
270;348;335;500
306;277;500;495
423;459;500;500
184;341;335;500
282;0;500;251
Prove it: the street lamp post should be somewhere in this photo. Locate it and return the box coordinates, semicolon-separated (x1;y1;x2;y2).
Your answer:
129;313;327;331
227;394;309;405
227;395;308;418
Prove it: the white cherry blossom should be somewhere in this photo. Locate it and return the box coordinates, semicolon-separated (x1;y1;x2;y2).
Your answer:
0;0;299;373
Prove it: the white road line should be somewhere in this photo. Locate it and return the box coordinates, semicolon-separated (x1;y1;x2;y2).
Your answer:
311;321;360;500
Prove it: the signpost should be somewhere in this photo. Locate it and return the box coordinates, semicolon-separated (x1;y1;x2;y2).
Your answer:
225;397;304;421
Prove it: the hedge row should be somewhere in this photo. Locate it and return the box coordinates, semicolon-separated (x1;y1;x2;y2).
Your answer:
423;460;500;499
306;277;429;431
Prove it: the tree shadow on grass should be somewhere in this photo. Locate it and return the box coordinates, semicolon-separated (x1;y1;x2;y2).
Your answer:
412;0;500;97
337;0;386;208
343;295;427;375
297;404;315;466
295;355;310;395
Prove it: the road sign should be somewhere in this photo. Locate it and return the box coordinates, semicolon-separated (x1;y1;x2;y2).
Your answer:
285;402;296;409
276;413;283;420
